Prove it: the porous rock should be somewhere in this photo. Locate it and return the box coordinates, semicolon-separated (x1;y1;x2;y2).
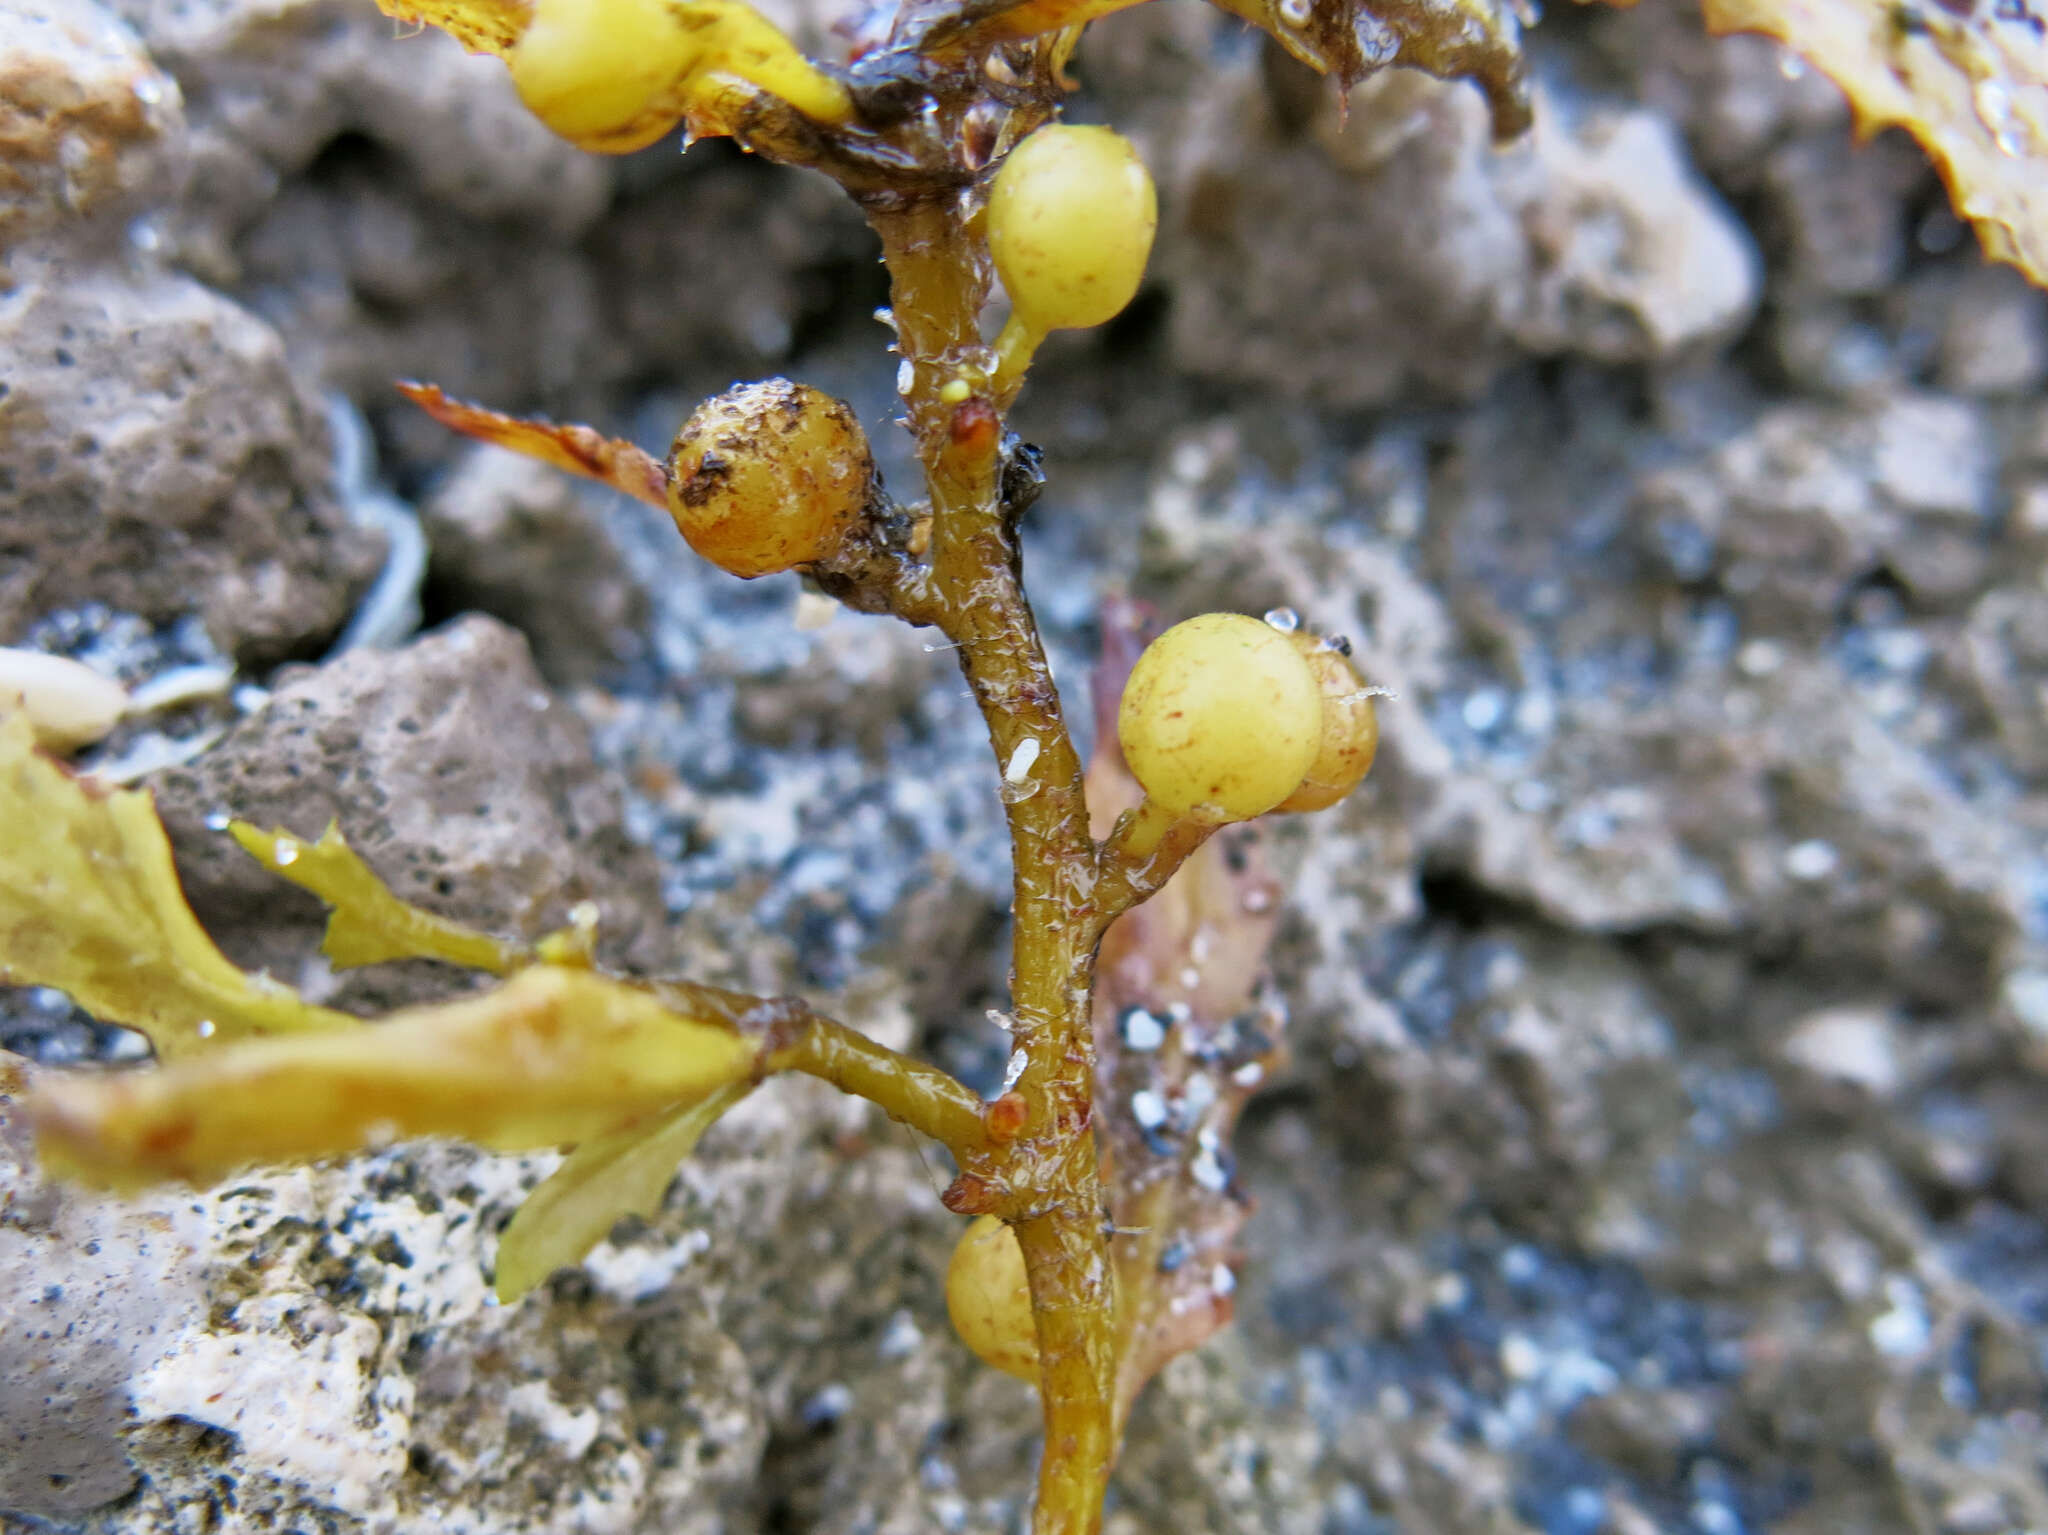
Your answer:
0;1061;774;1534
1104;27;1757;408
0;261;380;662
104;0;610;257
1633;392;1996;623
148;615;668;1010
420;444;651;687
0;0;187;260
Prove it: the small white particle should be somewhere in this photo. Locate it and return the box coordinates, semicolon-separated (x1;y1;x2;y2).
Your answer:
876;1309;922;1360
2003;969;2048;1036
793;592;838;631
1500;1332;1542;1381
896;360;916;396
1004;737;1041;783
1211;1264;1236;1296
1784;839;1838;881
1121;1008;1166;1051
1462;689;1505;732
1232;1061;1264;1088
273;838;299;866
1262;607;1299;633
195;1019;216;1039
1737;639;1783;678
1131;1090;1168;1130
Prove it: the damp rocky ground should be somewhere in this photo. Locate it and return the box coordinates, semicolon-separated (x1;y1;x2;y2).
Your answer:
5;0;2048;1530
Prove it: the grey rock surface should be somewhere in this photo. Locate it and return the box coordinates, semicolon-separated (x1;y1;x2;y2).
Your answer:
147;615;670;1010
0;0;187;261
420;445;651;687
5;0;2048;1530
0;260;380;662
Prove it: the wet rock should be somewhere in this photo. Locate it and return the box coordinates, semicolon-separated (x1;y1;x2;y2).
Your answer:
592;147;877;382
148;615;668;1010
1760;127;1926;299
1574;0;1849;180
0;0;187;260
0;1074;774;1533
1501;105;1759;365
104;0;609;270
1633;392;1995;624
1926;264;2048;399
1135;52;1755;408
0;1057;206;1520
0;262;380;662
420;445;651;687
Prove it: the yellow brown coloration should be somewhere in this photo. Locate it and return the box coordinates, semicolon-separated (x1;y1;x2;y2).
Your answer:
946;1214;1040;1382
29;966;760;1191
1274;633;1379;813
1115;613;1323;822
0;709;355;1059
989;125;1157;335
665;379;874;579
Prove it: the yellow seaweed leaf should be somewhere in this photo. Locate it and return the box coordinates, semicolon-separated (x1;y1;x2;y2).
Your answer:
0;710;355;1060
493;1082;748;1301
1702;0;2048;285
29;966;761;1191
375;0;531;56
229;820;529;976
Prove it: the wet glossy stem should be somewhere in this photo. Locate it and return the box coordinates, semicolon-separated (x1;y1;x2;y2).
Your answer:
1093;800;1215;931
652;979;990;1153
867;194;1114;1535
765;1014;991;1152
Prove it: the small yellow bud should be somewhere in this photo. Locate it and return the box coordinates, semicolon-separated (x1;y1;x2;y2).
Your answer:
988;125;1157;335
1274;634;1379;813
665;379;874;578
945;1215;1037;1382
1117;613;1323;822
508;0;706;153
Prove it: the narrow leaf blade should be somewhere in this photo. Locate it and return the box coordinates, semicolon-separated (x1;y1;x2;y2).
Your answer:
494;1082;747;1302
396;383;672;510
230;820;528;975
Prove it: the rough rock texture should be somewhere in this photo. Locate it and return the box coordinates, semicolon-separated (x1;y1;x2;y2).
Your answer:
0;0;186;260
420;445;651;687
1084;10;1758;409
148;616;670;1010
6;0;2048;1530
0;0;380;665
0;262;379;661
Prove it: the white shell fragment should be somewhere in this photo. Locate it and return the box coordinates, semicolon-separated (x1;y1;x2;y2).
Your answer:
0;648;131;751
